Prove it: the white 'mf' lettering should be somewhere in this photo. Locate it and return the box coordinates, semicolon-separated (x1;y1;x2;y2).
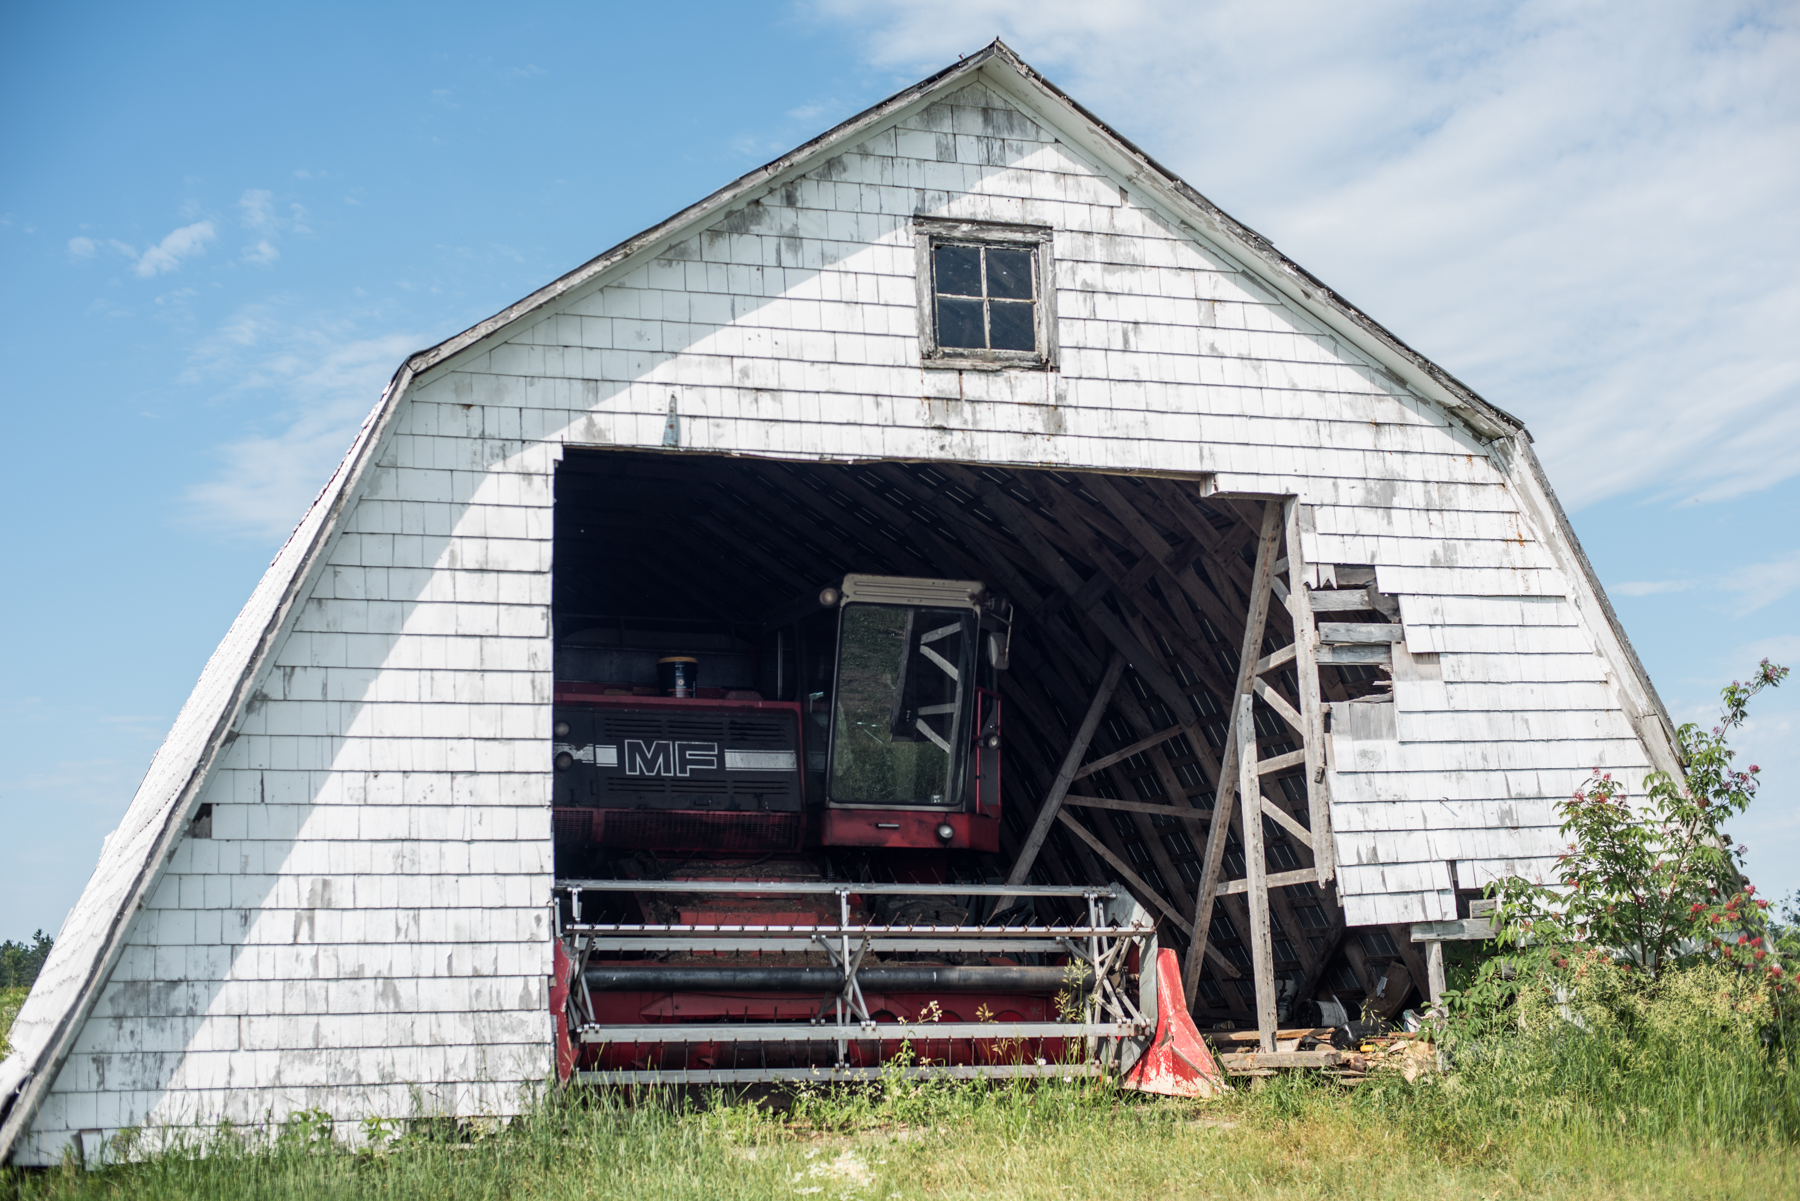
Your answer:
623;739;674;776
622;739;719;777
675;741;718;776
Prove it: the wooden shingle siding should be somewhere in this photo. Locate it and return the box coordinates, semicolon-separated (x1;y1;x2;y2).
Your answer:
4;57;1672;1161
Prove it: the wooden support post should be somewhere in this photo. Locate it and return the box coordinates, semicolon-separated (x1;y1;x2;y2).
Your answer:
1426;940;1447;1009
1003;655;1127;889
1282;498;1336;885
1238;694;1278;1053
1184;500;1284;1008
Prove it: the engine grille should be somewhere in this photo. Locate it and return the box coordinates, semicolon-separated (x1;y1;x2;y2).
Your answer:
553;700;804;814
596;810;802;852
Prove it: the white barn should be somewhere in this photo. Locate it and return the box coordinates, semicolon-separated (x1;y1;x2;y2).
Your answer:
0;42;1676;1163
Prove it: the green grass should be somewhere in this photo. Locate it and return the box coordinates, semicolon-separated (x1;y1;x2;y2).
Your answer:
3;1065;1794;1201
4;962;1797;1198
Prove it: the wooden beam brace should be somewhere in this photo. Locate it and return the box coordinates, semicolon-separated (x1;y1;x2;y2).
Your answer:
1251;677;1306;735
992;673;1109;892
1185;500;1284;1008
1256;748;1307;776
1237;695;1279;1052
1282;498;1337;885
1255;643;1297;674
1054;810;1191;935
1260;796;1313;849
1003;655;1127;888
1056;813;1244;983
1063;795;1213;820
1071;723;1183;780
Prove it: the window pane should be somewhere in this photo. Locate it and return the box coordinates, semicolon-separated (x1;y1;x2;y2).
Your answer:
936;297;986;349
934;244;982;296
988;300;1036;351
985;248;1034;299
829;604;970;806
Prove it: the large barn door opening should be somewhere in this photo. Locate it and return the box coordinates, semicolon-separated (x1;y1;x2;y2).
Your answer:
550;450;1424;1072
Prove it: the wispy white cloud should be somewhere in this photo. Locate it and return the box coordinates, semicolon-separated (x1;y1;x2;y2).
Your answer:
67;236;96;260
1722;550;1800;615
181;310;419;540
131;220;216;276
239;188;277;233
234;187;309;258
1614;579;1697;597
1613;550;1800;613
812;0;1800;510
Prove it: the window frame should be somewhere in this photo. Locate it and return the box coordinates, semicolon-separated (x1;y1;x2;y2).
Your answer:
913;219;1057;371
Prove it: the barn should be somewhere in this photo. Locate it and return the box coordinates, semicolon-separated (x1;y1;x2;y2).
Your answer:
0;41;1677;1164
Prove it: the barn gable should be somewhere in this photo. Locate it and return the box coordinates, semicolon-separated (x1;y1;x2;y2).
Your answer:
2;41;1675;1162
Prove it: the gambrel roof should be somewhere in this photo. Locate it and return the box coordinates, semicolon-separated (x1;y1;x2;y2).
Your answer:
0;40;1678;1159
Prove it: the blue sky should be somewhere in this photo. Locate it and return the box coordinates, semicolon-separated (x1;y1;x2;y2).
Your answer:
2;1;1796;938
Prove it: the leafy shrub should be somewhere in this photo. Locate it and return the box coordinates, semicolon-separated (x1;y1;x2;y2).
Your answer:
1492;659;1789;985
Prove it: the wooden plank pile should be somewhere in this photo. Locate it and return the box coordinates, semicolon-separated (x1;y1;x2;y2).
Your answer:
1204;1027;1438;1083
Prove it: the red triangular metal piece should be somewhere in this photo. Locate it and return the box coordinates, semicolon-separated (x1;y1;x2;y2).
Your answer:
1120;948;1227;1097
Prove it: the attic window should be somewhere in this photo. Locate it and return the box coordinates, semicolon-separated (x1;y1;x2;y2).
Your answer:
914;220;1056;370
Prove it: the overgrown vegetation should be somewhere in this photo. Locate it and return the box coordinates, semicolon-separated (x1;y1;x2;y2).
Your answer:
0;987;27;1060
1492;659;1790;982
2;1065;1795;1201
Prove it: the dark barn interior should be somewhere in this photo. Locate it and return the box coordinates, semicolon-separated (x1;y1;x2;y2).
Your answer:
551;447;1432;1026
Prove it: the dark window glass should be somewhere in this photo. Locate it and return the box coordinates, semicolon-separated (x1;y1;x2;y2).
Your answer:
989;300;1035;350
828;604;974;807
986;248;1034;299
930;240;1039;355
936;297;986;349
933;244;983;296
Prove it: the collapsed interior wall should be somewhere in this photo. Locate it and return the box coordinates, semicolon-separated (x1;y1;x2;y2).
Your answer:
553;448;1438;1024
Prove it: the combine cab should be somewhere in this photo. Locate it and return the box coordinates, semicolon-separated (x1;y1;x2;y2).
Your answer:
551;574;1165;1082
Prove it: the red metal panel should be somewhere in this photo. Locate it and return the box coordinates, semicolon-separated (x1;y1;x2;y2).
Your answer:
550;938;576;1082
1121;948;1226;1098
821;809;999;852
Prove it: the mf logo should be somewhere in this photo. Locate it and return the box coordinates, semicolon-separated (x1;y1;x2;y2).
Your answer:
623;740;719;778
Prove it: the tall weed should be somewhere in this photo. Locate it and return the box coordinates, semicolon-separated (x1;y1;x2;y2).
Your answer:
1431;952;1799;1150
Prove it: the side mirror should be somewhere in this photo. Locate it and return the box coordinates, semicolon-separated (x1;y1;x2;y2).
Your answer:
986;630;1010;671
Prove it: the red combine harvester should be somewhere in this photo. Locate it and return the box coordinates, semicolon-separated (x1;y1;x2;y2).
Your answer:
550;574;1202;1086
